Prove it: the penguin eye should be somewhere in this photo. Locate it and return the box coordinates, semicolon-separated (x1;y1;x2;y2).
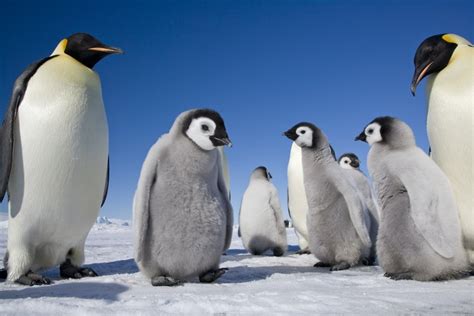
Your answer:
201;124;209;132
345;160;349;164
300;130;306;134
367;128;374;135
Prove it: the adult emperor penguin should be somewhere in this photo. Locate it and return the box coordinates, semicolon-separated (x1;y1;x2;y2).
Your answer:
239;166;287;256
134;109;233;286
0;33;121;285
284;123;371;271
411;33;473;265
356;116;468;280
287;143;310;254
338;153;379;264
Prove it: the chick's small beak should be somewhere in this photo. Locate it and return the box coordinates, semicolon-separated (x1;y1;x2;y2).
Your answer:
355;132;367;142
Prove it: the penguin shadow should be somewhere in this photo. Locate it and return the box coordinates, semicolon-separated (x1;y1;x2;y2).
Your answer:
0;282;128;301
85;258;139;276
218;264;328;284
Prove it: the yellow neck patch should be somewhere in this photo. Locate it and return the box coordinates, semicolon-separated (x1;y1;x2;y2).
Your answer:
442;34;472;45
51;39;68;56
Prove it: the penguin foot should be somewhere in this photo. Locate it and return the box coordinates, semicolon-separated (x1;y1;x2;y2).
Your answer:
330;262;350;271
385;272;413;280
296;248;311;255
199;268;228;283
361;257;376;266
16;271;52;286
273;247;285;257
313;261;331;268
151;276;182;287
60;259;98;279
0;268;7;279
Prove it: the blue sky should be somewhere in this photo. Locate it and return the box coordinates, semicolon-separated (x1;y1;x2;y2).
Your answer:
0;0;473;220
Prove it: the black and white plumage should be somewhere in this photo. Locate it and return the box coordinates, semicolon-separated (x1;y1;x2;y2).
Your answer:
0;33;121;285
133;109;233;286
338;153;379;264
411;33;474;265
356;116;469;281
239;166;287;256
284;123;371;271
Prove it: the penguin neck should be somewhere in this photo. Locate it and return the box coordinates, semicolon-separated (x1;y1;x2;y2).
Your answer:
301;145;334;165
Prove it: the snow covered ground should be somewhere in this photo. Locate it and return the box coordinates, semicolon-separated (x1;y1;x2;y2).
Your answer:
0;219;473;315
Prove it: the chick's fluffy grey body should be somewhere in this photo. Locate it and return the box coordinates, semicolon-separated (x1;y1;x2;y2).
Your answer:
301;147;370;267
366;119;468;281
134;111;232;280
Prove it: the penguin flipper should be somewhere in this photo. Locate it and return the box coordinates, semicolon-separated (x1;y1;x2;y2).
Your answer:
391;148;459;259
0;55;58;202
217;150;233;251
100;157;109;207
133;138;163;263
330;168;371;248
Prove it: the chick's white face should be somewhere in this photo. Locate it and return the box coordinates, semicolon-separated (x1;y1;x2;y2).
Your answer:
295;126;314;148
364;122;382;145
186;117;217;151
339;157;355;170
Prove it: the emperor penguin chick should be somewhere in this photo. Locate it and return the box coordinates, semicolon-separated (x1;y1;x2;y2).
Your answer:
338;153;380;264
356;116;469;281
134;109;233;286
239;167;287;256
284;123;371;271
411;34;474;265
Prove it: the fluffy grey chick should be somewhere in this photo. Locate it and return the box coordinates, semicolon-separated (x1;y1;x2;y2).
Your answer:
134;109;233;286
356;116;468;281
284;123;371;271
239;167;287;256
338;153;380;264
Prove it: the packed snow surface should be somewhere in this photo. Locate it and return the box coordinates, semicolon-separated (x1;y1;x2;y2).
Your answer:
0;219;472;315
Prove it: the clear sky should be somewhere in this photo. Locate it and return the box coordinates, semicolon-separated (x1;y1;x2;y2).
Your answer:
0;0;473;220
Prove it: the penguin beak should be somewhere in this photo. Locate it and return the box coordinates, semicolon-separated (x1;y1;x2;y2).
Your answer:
410;61;433;96
283;130;297;141
88;46;124;54
210;136;232;147
355;132;367;142
350;160;360;168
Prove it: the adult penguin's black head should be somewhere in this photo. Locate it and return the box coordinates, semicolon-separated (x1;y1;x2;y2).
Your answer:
410;33;467;95
59;33;123;69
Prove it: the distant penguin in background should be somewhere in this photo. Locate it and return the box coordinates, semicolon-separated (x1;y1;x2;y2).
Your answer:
284;123;371;271
0;33;121;285
134;109;233;286
411;33;474;265
239;166;287;256
287;143;310;254
356;116;468;280
338;153;379;264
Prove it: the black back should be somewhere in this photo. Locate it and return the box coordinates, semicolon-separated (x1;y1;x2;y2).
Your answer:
0;56;57;202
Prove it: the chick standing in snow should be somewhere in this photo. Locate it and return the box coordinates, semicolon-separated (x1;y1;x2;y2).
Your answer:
134;109;233;286
239;167;287;256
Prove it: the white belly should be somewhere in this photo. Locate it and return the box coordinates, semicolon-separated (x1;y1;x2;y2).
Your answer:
426;45;474;260
287;143;309;247
7;55;108;266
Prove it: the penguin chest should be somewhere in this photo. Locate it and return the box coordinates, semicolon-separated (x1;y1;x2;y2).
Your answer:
8;56;108;239
426;49;473;210
287;144;309;236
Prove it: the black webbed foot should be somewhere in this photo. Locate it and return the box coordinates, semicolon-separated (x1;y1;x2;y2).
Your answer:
330;262;350;271
151;276;182;287
199;268;228;283
16;271;52;286
60;259;98;279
